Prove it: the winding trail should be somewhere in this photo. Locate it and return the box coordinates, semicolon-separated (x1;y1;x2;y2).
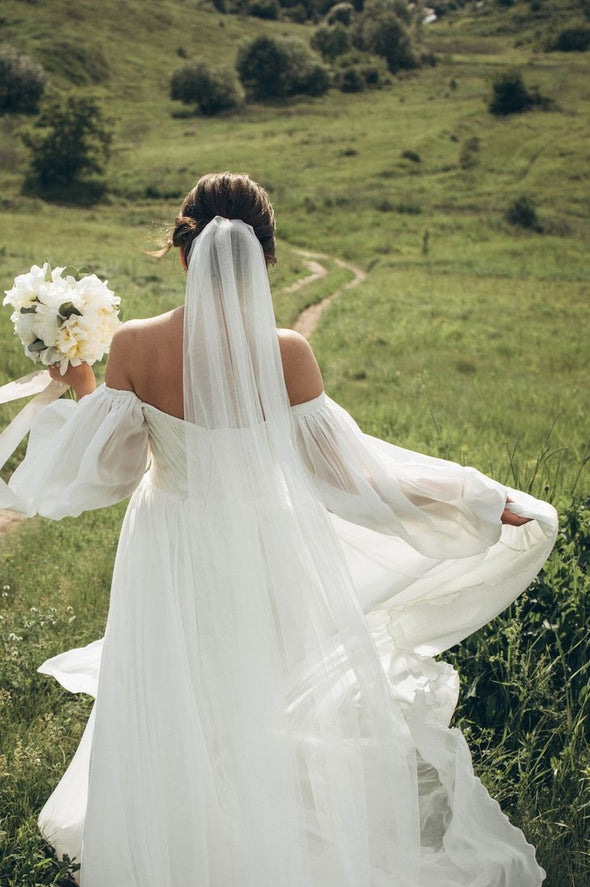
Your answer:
289;249;367;340
0;249;367;535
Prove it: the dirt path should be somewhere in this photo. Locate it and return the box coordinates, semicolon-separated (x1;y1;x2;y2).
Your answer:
0;510;22;534
289;249;367;340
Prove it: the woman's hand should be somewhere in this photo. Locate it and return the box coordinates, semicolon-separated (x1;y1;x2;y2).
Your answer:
49;363;97;399
501;497;531;526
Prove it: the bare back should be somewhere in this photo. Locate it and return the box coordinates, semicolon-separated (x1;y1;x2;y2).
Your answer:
104;309;324;419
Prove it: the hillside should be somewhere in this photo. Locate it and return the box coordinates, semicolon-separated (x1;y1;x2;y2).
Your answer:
0;4;589;882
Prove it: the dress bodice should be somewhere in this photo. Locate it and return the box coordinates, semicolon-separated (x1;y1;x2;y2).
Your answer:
141;402;292;502
142;404;189;495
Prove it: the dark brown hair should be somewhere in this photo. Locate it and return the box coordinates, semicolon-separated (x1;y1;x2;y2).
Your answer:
162;172;276;266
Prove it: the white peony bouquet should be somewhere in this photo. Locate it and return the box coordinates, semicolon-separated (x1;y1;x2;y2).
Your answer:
3;263;121;375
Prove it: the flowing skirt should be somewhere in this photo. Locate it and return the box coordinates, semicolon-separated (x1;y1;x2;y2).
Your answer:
38;474;554;887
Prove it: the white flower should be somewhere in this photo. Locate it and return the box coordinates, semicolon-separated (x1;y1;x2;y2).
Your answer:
4;263;121;372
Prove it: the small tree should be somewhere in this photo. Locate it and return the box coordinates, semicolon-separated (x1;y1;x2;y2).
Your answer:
311;23;352;60
23;94;112;186
353;6;418;73
488;70;536;115
170;63;244;115
236;36;330;100
0;45;47;114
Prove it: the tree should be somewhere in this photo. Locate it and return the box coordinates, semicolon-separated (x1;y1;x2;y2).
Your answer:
353;5;418;73
170;63;244;115
488;70;539;115
236;36;330;99
0;45;47;114
23;94;112;187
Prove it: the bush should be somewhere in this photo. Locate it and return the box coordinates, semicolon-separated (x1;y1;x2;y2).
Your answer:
311;23;352;60
248;0;280;18
236;35;330;99
0;45;47;114
353;5;419;73
488;69;550;115
546;26;590;53
505;194;539;230
22;94;112;188
338;65;366;91
170;62;244;115
326;2;355;25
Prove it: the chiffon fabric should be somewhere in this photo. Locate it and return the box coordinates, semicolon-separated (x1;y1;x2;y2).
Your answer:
0;218;557;886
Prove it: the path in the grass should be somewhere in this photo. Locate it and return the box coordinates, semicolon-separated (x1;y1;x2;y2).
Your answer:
289;248;367;340
0;510;22;533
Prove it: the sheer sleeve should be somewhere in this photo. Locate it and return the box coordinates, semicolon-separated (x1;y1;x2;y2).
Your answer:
292;392;558;654
0;385;148;520
293;392;510;560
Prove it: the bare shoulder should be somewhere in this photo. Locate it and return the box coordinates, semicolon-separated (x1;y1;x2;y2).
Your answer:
104;311;180;391
277;328;324;406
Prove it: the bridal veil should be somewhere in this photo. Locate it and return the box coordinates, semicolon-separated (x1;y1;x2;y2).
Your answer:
180;216;422;884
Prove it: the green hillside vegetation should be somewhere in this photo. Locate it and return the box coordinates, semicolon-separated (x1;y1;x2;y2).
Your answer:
0;0;589;883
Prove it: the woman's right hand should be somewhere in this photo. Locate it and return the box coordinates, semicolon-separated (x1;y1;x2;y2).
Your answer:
49;363;97;399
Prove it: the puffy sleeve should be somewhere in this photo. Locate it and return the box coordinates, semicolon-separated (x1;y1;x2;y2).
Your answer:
0;385;148;520
292;392;553;560
292;392;558;655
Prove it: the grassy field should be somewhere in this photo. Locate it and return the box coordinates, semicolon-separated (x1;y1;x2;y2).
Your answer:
0;0;589;883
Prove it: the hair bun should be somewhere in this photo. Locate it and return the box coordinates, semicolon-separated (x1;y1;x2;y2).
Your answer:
171;215;199;248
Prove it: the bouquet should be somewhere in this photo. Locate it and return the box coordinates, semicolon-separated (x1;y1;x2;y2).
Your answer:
3;263;121;375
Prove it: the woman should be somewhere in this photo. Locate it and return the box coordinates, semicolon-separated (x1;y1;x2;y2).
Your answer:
1;172;557;886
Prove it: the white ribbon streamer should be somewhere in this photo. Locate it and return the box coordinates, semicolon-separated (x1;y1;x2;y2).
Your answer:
0;370;68;512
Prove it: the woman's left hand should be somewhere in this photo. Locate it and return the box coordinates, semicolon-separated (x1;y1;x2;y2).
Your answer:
501;497;531;526
49;363;97;399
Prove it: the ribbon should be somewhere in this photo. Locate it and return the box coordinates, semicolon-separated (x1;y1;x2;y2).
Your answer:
0;370;68;512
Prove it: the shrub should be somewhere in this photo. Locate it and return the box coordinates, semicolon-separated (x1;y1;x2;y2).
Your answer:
311;23;352;60
353;6;419;73
488;69;551;116
546;26;590;53
0;45;47;114
505;194;539;230
248;0;280;18
22;94;112;188
326;2;355;25
170;62;244;115
338;65;366;91
236;35;330;99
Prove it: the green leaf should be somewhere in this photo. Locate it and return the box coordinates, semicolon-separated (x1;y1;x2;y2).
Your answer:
58;301;83;319
43;264;52;282
19;305;37;314
61;266;80;281
28;338;46;352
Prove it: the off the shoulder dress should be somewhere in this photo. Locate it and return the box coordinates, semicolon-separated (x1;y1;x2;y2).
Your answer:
0;384;557;887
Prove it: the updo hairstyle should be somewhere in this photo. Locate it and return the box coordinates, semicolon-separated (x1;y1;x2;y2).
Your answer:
167;172;276;266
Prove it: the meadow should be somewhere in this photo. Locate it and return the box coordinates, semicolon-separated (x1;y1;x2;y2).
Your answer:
0;0;589;883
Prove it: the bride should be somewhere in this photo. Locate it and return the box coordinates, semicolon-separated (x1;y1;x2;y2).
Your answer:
1;172;557;886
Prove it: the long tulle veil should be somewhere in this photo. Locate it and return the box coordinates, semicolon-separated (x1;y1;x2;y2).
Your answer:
181;216;420;885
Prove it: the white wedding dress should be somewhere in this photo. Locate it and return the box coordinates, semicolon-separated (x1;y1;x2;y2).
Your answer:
0;219;557;887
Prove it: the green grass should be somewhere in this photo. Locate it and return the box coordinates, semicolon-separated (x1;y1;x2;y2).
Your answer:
0;0;589;883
